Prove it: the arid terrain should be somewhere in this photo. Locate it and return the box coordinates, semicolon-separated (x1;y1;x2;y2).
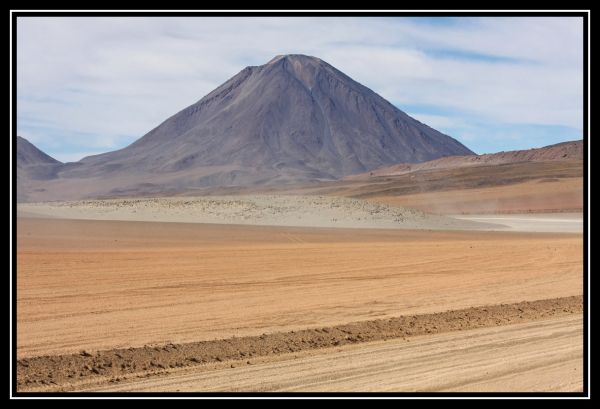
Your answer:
80;314;584;392
14;84;585;394
16;207;583;392
19;298;582;392
341;140;583;215
15;139;585;393
301;160;583;215
366;176;583;215
17;195;494;230
14;45;586;395
150;141;582;216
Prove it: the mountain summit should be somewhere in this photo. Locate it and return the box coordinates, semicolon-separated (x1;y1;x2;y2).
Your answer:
16;136;62;201
17;136;61;167
19;55;474;200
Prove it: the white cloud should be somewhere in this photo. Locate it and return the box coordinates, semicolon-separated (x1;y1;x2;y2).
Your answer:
16;16;584;159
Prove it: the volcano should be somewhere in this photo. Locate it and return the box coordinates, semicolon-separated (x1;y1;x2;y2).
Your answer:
18;54;474;201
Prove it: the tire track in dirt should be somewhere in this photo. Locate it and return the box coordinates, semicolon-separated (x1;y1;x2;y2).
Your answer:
17;295;582;392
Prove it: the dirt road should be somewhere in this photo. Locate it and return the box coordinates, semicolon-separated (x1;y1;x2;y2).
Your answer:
83;314;582;392
17;297;582;391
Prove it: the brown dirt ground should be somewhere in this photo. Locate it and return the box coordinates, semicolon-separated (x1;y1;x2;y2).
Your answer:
43;160;581;216
16;296;582;392
368;177;583;214
81;314;583;392
268;161;583;214
17;217;582;361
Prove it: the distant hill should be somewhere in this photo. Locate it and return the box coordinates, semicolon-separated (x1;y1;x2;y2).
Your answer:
16;136;62;202
17;136;60;167
347;140;583;180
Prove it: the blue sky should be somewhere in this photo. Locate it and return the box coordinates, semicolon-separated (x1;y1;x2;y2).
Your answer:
16;16;584;162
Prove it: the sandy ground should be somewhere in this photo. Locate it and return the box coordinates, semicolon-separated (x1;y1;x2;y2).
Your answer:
367;177;583;215
17;196;496;230
17;217;582;360
452;213;583;233
81;314;583;392
17;297;581;392
18;195;583;233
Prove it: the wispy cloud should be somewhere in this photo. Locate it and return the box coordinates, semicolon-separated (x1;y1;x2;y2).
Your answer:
16;16;584;160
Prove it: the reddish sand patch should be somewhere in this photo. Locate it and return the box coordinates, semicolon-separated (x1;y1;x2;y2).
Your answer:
369;178;583;214
17;218;582;360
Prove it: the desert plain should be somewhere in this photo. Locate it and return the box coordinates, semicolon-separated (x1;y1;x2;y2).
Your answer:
16;186;583;392
13;48;586;395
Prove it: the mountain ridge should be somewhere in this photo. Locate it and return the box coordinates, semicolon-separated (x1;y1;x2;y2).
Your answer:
17;136;61;166
346;139;583;180
16;136;62;201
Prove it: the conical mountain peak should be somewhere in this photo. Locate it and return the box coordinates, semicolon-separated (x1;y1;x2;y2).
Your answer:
25;55;475;199
266;54;323;65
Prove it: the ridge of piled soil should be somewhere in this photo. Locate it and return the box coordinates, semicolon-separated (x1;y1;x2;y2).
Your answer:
17;295;582;392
